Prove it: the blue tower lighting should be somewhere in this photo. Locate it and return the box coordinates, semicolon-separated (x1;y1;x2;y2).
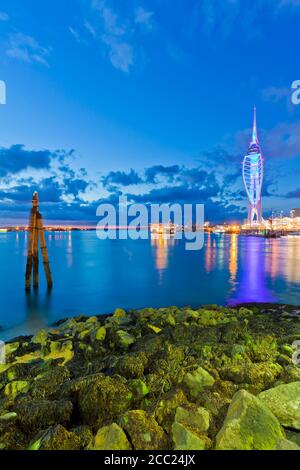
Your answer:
242;107;264;225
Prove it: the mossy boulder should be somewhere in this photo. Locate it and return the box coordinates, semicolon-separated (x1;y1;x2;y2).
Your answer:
93;326;106;342
172;422;210;450
32;330;48;347
129;379;150;400
4;380;30;400
5;363;32;382
90;423;132;450
238;307;253;316
4;342;20;358
115;354;145;378
120;410;168;450
15;399;73;432
184;367;215;397
285;430;300;447
247;335;278;362
0;421;27;450
258;382;300;430
114;308;127;319
216;390;285;450
197;309;225;327
174;405;210;432
116;330;135;348
78;375;133;426
31;365;70;399
0;412;17;423
71;425;93;449
220;362;282;392
155;389;189;430
275;438;300;450
29;424;81;450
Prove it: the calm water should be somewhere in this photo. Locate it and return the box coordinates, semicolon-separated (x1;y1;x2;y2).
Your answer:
1;231;300;340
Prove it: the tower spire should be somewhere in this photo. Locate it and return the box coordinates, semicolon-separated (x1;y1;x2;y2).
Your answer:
251;105;258;144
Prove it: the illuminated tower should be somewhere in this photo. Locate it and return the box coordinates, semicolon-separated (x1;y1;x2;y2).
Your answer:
242;107;264;225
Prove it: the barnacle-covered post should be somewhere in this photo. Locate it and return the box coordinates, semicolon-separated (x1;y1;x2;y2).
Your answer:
25;192;53;290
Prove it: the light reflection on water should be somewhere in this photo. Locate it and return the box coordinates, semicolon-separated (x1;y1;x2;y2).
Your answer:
0;231;300;339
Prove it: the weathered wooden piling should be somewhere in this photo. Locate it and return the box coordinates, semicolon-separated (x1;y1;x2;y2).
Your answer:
25;192;53;290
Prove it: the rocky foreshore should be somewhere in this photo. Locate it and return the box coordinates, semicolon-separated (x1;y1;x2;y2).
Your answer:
0;304;300;450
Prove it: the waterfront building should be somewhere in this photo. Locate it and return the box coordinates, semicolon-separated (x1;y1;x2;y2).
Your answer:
291;208;300;218
242;107;264;226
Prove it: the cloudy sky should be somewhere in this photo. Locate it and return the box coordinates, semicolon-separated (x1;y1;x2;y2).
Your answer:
0;0;300;225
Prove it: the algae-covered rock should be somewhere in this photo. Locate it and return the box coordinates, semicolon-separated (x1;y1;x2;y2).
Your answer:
5;363;32;382
1;303;299;451
15;399;73;431
147;324;162;334
197;309;225;327
0;412;17;423
129;379;150;400
220;362;282;392
116;330;135;348
238;307;253;316
247;335;278;362
32;330;48;346
216;390;285;450
155;389;189;430
71;425;93;449
275;438;300;450
115;354;145;378
90;423;132;450
175;405;210;432
0;421;27;450
114;308;127;319
285;430;300;447
184;367;215;397
282;365;300;383
29;424;81;450
172;422;210;450
258;382;300;430
94;326;106;341
120;410;168;450
4;380;30;400
5;342;20;358
31;365;70;399
78;375;133;425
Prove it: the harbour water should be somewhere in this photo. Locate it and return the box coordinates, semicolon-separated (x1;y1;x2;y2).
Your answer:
0;230;300;340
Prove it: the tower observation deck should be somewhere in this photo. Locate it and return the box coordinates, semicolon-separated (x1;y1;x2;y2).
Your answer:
242;107;264;226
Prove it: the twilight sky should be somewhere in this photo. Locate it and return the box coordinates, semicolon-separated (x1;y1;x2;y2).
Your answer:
0;0;300;225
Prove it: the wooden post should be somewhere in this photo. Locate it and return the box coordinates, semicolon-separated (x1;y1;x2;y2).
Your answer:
37;213;53;289
25;192;53;290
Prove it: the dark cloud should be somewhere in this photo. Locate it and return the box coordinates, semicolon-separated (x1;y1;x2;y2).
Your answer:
0;178;62;204
0;145;52;176
102;169;142;188
285;188;300;199
0;145;76;177
144;165;181;184
63;178;90;196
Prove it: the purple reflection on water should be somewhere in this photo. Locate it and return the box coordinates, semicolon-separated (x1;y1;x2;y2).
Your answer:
230;236;276;305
